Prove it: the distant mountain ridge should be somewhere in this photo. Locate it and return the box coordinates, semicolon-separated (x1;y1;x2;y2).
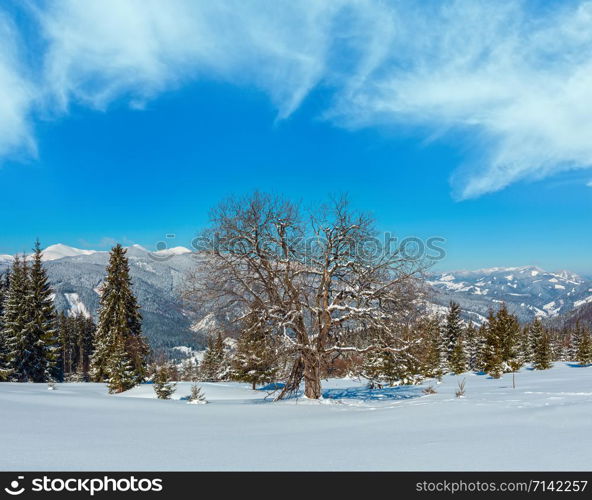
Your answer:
0;244;211;353
1;245;590;350
428;265;592;323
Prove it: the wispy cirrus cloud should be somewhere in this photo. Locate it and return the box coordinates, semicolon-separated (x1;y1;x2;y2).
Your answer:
0;11;37;161
3;0;592;198
35;0;347;118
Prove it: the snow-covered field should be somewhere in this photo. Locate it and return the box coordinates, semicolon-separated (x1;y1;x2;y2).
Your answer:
1;363;591;471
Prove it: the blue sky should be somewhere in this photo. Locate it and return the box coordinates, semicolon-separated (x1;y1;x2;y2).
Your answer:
1;0;592;273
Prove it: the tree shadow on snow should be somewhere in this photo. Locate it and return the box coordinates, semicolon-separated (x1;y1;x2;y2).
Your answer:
322;385;423;402
255;382;423;402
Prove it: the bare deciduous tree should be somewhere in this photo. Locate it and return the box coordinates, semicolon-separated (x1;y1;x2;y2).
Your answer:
183;192;426;399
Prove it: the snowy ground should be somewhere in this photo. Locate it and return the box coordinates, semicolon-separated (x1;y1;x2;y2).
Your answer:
1;363;591;471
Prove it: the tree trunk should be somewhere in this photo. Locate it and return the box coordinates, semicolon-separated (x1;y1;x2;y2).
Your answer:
303;353;322;399
252;381;256;390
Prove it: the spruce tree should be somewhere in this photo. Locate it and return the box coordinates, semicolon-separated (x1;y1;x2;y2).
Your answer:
568;324;583;361
106;336;137;393
529;318;543;356
180;358;199;381
495;303;522;372
187;383;207;404
28;241;59;381
0;271;10;379
90;244;149;387
548;329;564;361
474;323;489;373
520;325;533;364
3;255;48;382
1;257;27;381
153;364;176;399
230;315;278;389
199;332;227;382
531;320;553;370
464;322;481;371
448;332;467;374
481;310;504;378
419;317;444;379
359;325;423;387
575;326;592;366
442;301;463;371
360;346;397;388
528;318;551;370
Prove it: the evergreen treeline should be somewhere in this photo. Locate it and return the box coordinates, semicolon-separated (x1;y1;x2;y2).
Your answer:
0;242;149;393
2;241;591;394
57;312;95;381
182;300;592;390
0;242;59;382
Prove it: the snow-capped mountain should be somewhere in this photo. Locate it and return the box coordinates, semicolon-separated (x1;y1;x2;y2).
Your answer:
428;265;592;323
0;244;221;353
41;243;99;261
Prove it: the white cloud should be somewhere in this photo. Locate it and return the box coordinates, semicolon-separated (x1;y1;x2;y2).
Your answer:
331;0;592;198
36;0;347;118
0;12;37;160
3;0;592;198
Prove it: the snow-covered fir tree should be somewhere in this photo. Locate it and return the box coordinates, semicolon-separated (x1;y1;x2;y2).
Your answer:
359;326;423;387
28;241;59;380
528;318;547;370
528;318;543;354
448;331;467;374
153;364;176;399
532;325;552;370
546;329;564;362
180;358;199;382
230;313;278;389
442;301;463;372
3;254;51;382
481;310;504;378
567;323;583;361
199;332;228;382
506;321;528;374
418;317;444;379
464;321;481;371
187;383;207;404
575;325;592;366
0;272;10;380
106;336;137;394
360;346;398;389
497;303;522;372
474;323;488;373
90;244;149;387
519;324;533;364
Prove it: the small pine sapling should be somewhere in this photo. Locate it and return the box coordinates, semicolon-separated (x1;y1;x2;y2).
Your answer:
153;365;176;400
187;383;208;405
